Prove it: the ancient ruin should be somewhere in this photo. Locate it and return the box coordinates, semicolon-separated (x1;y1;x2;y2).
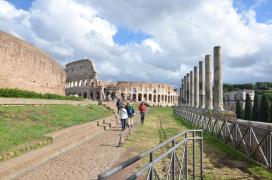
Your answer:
0;31;66;95
180;46;224;111
65;59;178;106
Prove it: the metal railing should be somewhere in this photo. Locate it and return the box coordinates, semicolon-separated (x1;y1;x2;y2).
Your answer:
98;129;203;180
173;106;272;169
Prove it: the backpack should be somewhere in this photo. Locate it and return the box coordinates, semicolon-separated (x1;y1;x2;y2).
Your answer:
127;106;134;114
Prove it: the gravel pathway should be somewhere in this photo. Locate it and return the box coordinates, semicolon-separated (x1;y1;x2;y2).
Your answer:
14;124;131;180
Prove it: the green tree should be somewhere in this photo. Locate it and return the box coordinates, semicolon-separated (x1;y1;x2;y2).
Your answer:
259;94;270;122
235;99;243;119
270;99;272;123
252;94;260;121
244;93;252;120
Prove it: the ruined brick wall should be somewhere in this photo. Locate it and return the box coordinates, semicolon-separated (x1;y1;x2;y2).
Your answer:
0;31;66;95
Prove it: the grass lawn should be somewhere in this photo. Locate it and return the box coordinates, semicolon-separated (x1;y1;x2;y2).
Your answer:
0;104;112;161
125;107;272;179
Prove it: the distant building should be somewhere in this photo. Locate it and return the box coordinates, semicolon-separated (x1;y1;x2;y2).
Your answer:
65;59;178;106
223;90;255;111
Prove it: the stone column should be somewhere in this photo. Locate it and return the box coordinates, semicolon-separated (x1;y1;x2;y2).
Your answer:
205;55;213;109
186;73;190;107
184;76;187;105
199;61;205;109
181;79;184;106
194;66;199;108
214;46;224;111
190;71;194;107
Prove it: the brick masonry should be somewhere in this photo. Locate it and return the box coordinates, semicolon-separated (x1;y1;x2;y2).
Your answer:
0;31;66;95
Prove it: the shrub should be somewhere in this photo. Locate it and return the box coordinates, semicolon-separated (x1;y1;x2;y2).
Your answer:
0;88;83;101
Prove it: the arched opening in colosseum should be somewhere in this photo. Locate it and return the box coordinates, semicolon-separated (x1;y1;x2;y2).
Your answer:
75;81;78;87
153;95;156;102
84;80;88;87
158;95;161;102
71;82;74;87
132;94;137;101
162;95;164;102
90;92;94;99
121;93;125;100
83;92;87;98
78;92;82;97
96;92;100;100
79;80;82;87
149;94;152;101
138;93;142;102
168;96;170;103
144;94;147;101
165;95;167;102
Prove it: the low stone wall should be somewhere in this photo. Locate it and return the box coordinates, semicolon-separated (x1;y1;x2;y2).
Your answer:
0;97;96;105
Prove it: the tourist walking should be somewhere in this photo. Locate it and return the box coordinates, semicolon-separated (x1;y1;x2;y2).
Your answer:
126;102;135;128
116;99;122;113
138;102;147;124
119;104;128;131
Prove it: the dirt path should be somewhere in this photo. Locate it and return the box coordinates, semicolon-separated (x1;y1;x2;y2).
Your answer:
13;124;129;180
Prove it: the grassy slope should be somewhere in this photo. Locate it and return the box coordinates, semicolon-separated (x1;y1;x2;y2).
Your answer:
125;107;272;179
0;104;112;159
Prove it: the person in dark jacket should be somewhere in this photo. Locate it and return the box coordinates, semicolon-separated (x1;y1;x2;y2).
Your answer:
126;102;135;128
116;99;122;113
138;102;147;124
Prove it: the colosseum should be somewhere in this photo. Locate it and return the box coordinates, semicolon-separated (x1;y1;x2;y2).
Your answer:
0;31;66;95
65;59;178;106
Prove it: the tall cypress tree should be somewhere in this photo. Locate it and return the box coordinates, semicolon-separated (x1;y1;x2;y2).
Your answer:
252;94;260;121
270;98;272;123
244;93;252;120
235;99;243;119
259;94;270;122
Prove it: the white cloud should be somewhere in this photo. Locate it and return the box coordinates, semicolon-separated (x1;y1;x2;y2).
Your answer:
1;0;272;87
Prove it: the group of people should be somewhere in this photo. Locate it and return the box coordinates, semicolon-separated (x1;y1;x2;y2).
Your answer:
116;99;147;131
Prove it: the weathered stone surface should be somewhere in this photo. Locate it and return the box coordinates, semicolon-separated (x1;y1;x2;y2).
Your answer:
194;66;199;108
205;55;213;109
184;76;187;105
199;61;205;109
213;46;224;111
190;71;194;107
0;31;66;95
187;73;190;107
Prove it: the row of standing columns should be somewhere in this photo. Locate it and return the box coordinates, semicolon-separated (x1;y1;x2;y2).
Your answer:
180;46;224;111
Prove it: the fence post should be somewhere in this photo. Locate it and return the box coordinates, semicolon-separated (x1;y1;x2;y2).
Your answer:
149;152;154;180
171;139;176;180
193;131;196;179
200;130;204;179
268;125;272;169
185;132;188;180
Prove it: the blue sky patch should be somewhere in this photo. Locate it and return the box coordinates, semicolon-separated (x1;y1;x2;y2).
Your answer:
8;0;33;10
233;0;272;23
113;26;151;45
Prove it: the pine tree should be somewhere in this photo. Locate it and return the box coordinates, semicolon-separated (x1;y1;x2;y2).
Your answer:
270;99;272;123
235;99;243;119
244;93;252;120
259;94;270;122
252;94;260;121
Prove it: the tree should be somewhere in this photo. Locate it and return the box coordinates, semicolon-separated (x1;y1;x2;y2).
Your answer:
235;99;243;119
270;99;272;123
252;94;260;121
259;94;270;122
244;93;252;120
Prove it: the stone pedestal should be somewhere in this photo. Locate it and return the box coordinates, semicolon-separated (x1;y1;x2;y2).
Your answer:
205;55;213;110
194;66;199;108
199;61;205;109
213;46;224;111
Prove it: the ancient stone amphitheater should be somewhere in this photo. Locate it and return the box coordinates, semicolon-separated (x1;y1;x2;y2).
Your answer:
0;31;66;95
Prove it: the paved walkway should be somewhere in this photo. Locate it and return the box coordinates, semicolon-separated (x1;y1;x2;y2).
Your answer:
13;124;132;180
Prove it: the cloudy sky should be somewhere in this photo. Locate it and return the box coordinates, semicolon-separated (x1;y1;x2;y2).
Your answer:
1;0;272;87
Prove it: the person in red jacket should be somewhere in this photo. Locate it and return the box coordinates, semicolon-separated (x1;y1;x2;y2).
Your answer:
138;102;147;124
